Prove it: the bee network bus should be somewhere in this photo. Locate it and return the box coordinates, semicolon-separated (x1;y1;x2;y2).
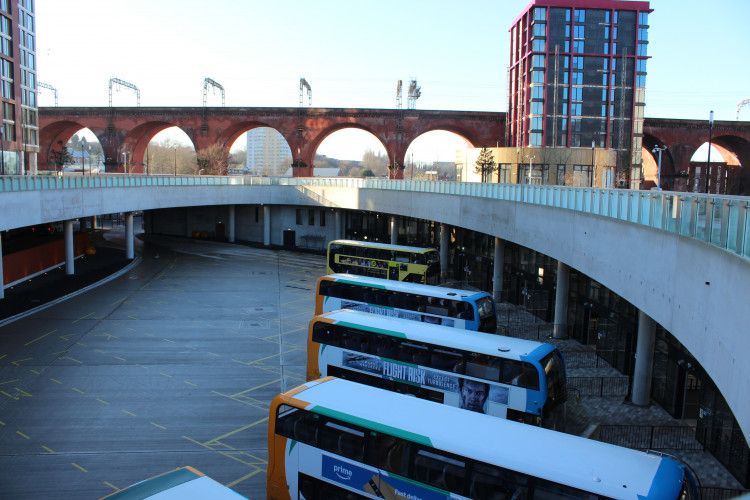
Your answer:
326;239;440;284
316;274;498;333
307;309;566;428
267;377;700;500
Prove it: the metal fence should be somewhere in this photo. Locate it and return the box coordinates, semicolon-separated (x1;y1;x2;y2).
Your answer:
567;376;629;397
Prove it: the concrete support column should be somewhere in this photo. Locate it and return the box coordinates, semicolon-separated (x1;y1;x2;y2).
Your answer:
263;206;271;246
125;212;134;260
390;216;398;245
334;211;343;240
64;220;74;275
493;237;504;304
632;310;657;406
228;204;236;243
553;261;570;339
440;224;450;282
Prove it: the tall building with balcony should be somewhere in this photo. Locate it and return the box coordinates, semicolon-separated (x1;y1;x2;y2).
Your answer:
0;0;37;175
245;127;292;176
504;0;651;189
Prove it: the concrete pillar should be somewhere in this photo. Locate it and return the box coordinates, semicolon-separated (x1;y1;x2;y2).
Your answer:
493;237;504;303
263;206;271;246
0;232;4;299
91;216;98;230
125;212;134;259
440;224;450;282
64;220;74;275
632;310;657;406
228;204;236;243
553;261;570;339
390;216;398;245
334;211;342;240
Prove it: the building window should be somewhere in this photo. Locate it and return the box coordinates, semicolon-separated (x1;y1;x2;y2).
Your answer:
532;85;544;99
296;209;302;225
557;165;566;185
637;59;647;72
532;54;545;68
531;116;543;130
320;210;326;227
255;207;260;223
533;23;546;37
308;209;315;226
572;56;584;69
532;101;544;114
533;39;546;51
638;43;648;56
571;103;582;116
533;70;544;83
572;40;584;53
530;133;542;146
638;28;648;42
572;87;582;100
573;165;592;187
499;164;512;183
572;72;583;85
534;6;546;21
573;25;584;38
574;8;585;23
639;12;648;25
636;74;646;87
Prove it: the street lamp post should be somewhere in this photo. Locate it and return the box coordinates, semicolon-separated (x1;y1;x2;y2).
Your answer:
652;145;667;190
173;146;177;176
122;151;128;175
705;110;714;193
523;154;535;184
81;137;87;175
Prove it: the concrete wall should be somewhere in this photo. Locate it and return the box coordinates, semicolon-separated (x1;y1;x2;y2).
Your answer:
0;183;748;440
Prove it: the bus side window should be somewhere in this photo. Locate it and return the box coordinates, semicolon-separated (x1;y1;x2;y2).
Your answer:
312;323;339;346
399;341;429;365
292;411;320;446
368;432;410;476
413;448;466;495
465;354;502;382
342;329;370;353
375;335;398;360
502;360;523;385
515;363;540;391
431;348;464;373
469;462;528;500
456;302;475;321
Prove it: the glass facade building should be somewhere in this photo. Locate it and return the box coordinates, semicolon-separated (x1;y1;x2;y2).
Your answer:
0;0;37;174
508;0;650;189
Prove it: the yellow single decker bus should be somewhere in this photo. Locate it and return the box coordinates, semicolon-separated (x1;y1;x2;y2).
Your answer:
326;240;440;285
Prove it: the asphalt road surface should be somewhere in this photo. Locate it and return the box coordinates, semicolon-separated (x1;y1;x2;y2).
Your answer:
0;233;325;499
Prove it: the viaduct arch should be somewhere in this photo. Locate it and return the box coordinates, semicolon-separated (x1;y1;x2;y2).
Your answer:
38;107;506;178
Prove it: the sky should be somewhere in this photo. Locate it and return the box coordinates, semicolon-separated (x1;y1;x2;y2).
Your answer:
36;0;750;162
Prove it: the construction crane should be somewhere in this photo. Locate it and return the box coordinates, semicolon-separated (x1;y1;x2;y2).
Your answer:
38;82;58;106
108;78;140;107
407;79;421;110
736;99;750;120
396;80;403;109
299;78;312;107
203;78;225;107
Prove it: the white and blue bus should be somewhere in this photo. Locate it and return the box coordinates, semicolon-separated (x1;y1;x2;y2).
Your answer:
100;466;247;499
316;274;498;333
268;377;700;500
306;309;566;429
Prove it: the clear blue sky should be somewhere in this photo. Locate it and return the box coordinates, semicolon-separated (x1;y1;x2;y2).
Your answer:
36;0;750;161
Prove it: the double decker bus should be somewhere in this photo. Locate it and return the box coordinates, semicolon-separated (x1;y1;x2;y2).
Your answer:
326;240;440;285
316;274;497;333
307;309;566;428
268;377;700;500
100;467;247;499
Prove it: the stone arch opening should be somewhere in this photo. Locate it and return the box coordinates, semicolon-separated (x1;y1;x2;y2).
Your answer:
314;126;389;177
142;126;196;175
404;130;472;180
224;126;292;176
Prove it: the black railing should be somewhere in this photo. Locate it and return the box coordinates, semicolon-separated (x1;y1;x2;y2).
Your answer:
597;424;704;451
567;376;629;397
700;486;748;500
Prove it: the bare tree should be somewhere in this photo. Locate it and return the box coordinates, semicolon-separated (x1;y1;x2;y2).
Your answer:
195;144;228;175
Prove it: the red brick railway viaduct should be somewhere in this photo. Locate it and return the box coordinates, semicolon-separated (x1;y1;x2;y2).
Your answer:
39;107;750;189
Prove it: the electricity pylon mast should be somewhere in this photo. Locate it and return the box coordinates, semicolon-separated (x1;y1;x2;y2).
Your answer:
38;82;58;106
407;79;421;110
736;99;750;120
108;78;140;107
203;78;225;107
396;80;403;109
299;78;312;106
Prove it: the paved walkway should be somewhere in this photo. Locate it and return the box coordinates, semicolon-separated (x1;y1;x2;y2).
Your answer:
0;227;745;498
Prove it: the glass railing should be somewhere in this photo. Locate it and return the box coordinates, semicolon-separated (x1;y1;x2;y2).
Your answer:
2;174;749;260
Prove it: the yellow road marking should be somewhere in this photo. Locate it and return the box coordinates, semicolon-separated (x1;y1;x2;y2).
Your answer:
163;339;175;343
96;398;110;405
12;358;33;366
16;430;30;439
0;378;19;386
114;356;126;361
42;446;55;454
61;356;82;364
104;481;119;491
207;352;220;357
76;342;87;347
122;410;137;417
185;345;197;350
0;420;5;425
184;381;198;387
205;416;268;444
94;333;117;341
24;329;57;346
225;468;265;487
72;388;85;394
50;378;62;384
72;312;95;324
72;462;88;473
109;296;127;306
159;372;172;378
30;369;40;374
151;422;167;430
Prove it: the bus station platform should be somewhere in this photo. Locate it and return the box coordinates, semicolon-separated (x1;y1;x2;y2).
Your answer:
0;228;745;498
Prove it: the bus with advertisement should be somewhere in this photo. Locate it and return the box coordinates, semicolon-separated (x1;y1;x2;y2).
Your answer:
326;239;440;284
267;377;700;500
315;274;497;333
307;309;566;429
